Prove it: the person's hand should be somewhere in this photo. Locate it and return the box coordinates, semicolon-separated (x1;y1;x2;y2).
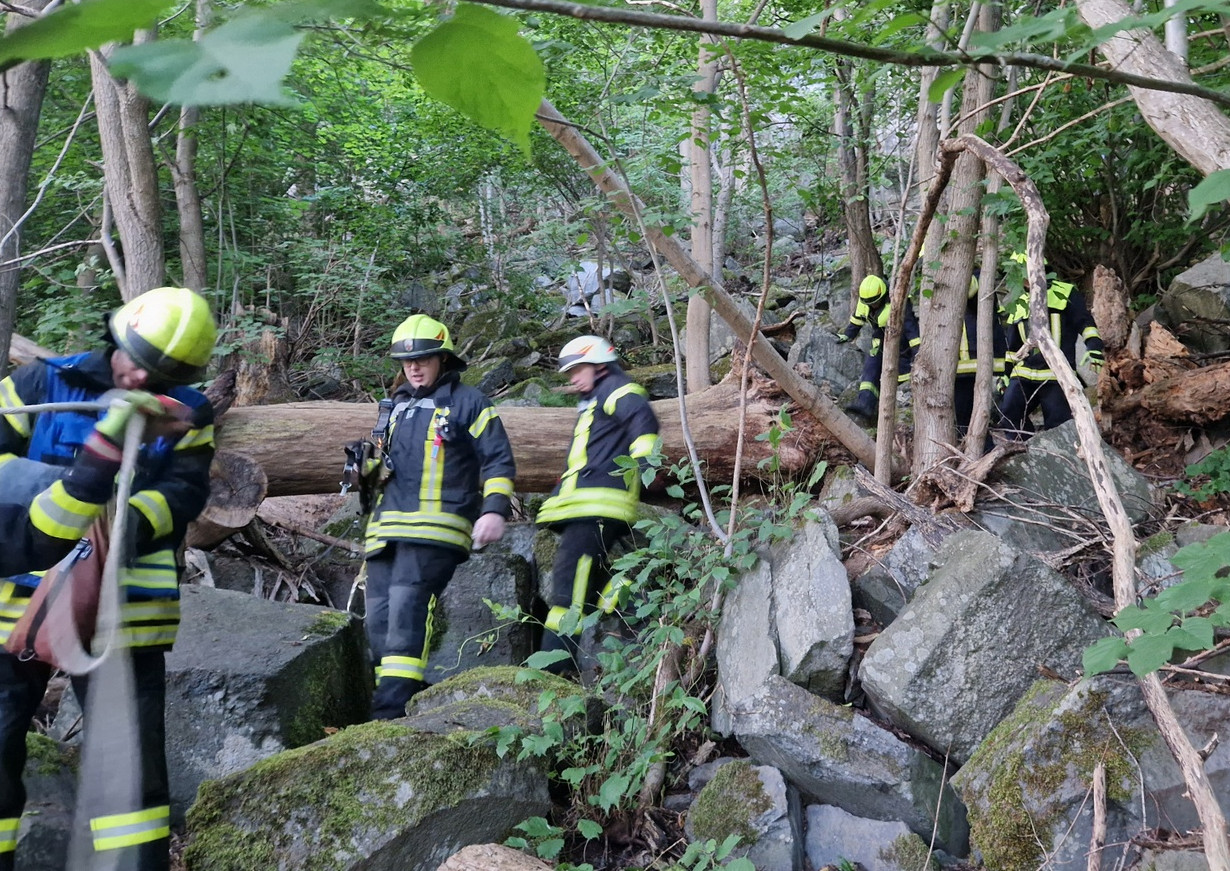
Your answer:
1083;348;1105;371
472;512;506;548
95;391;190;444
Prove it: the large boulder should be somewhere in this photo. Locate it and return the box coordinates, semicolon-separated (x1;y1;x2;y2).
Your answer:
165;586;370;821
183;668;559;871
1157;252;1230;354
726;675;968;855
951;675;1230;871
972;421;1155;554
804;804;938;871
858;531;1109;764
714;518;852;723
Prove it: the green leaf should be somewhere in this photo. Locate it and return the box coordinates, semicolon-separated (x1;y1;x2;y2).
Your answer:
577;818;603;840
516;816;558;838
109;14;304;106
783;11;829;40
1125;633;1175;677
1155;579;1216;614
1173;531;1230;580
595;771;632;812
1082;636;1128;676
1112;603;1175;635
411;3;545;156
0;0;171;70
1189;169;1230;223
927;69;966;104
1170;616;1214;651
536;838;565;860
525;649;571;670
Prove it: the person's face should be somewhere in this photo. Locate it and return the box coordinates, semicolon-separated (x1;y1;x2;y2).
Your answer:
567;362;602;394
402;354;443;389
111;349;151;390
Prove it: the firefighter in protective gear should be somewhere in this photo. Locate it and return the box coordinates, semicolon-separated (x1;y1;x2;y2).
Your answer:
995;256;1104;438
0;287;216;871
535;335;661;676
838;275;921;424
954;272;1008;438
361;314;516;719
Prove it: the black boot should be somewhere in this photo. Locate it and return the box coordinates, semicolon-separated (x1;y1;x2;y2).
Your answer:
371;677;427;720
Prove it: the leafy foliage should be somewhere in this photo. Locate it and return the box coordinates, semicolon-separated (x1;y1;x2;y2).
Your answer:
1083;531;1230;678
1173;445;1230;501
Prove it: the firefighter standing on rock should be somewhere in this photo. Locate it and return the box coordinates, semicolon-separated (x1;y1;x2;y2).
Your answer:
535;335;660;676
358;314;515;720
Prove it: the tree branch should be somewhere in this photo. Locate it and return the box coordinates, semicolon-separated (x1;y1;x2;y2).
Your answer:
471;0;1230;109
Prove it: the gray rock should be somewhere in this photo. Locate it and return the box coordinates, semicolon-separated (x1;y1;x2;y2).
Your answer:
972;421;1155;553
851;524;962;628
804;804;938;871
1158;252;1230;354
786;318;863;397
463;357;516;395
713;555;778;734
12;734;77;871
166;586;369;822
728;675;968;855
685;761;803;871
859;530;1109;764
183;668;552;871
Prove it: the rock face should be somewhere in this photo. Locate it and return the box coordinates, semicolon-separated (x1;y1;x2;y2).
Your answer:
725;675;968;855
972;421;1156;553
956;672;1230;870
183;667;557;871
165;586;370;822
1158;251;1230;354
804;804;937;871
685;761;803;871
858;530;1110;764
715;517;852;726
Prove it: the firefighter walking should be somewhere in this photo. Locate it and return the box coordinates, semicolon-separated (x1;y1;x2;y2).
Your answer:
535;336;660;676
360;315;515;720
837;275;921;425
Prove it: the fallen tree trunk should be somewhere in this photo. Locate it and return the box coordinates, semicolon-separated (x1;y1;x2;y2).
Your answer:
215;378;837;497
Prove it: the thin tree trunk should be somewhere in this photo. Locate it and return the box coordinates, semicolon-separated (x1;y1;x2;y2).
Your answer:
89;35;165;298
0;0;52;377
685;0;718;393
909;3;995;474
833;56;883;289
172;0;211;291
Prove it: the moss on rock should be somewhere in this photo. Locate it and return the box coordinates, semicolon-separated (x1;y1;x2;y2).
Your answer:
688;760;772;846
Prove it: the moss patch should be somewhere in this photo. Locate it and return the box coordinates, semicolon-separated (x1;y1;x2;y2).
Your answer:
184;723;501;871
879;832;938;871
25;732;75;777
960;680;1150;871
305;609;352;638
688;760;772;846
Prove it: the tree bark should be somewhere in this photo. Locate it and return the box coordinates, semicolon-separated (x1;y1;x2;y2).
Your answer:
684;0;718;394
534;99;894;478
909;4;995;474
213;380;837;497
89;36;166;298
1076;0;1230;175
0;1;52;378
437;844;553;871
171;0;212;291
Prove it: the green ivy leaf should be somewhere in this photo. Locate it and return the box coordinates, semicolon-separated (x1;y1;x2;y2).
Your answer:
525;649;571;671
1082;636;1128;676
1125;632;1175;677
0;0;171;71
412;3;545;156
927;68;966;104
109;14;304;105
536;838;565;860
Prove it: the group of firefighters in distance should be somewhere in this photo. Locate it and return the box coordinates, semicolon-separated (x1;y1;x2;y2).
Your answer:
0;285;660;870
838;254;1104;439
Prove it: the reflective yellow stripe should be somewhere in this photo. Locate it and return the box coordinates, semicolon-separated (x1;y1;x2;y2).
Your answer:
1082;326;1101;342
380;655;425;681
603;383;648;416
468;407;500;439
364;510;473;552
557;402;596;498
130;490;173;539
174;424;214;451
545;605;583;636
30;481;100;540
857;381;880;397
484;476;514;498
537;487;638;525
0;815;17;852
122;554;180;596
629;433;659;460
597;575;628;614
419;411;446;507
0;378;30;438
1011;365;1057;381
90;805;170;851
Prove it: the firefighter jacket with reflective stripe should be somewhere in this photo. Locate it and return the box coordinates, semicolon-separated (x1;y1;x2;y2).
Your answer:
957;300;1008;376
536;367;661;527
842;296;922;358
0;350;214;651
1005;284;1103;382
364;372;515;557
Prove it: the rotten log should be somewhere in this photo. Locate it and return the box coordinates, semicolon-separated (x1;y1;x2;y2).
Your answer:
215;378;837;498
